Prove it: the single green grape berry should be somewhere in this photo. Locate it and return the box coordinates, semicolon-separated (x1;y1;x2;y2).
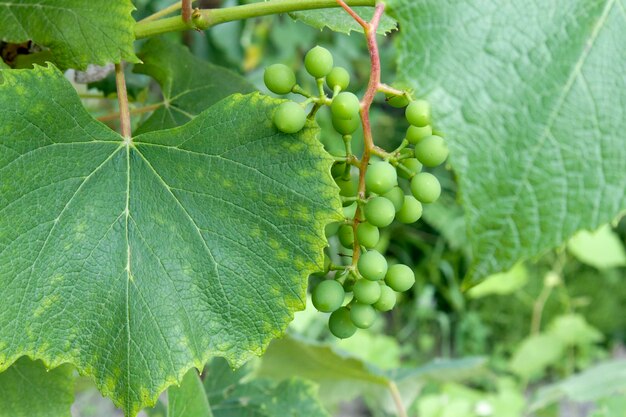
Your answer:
331;92;360;120
312;280;345;312
343;202;358;220
385;264;415;292
365;161;397;195
363;197;396;228
407;125;432;144
353;279;382;304
332;116;360;136
304;45;333;78
410;172;441;204
338;224;354;248
398;158;423;179
331;162;346;179
326;67;350;90
373;284;396;312
405;100;430;127
350;302;377;329
273;101;306;134
356;222;379;249
414;135;449;167
358;250;388;281
328;307;357;339
396;195;423;224
336;176;357;198
406;99;431;127
263;64;296;95
324;222;340;238
386;94;410;108
382;187;405;212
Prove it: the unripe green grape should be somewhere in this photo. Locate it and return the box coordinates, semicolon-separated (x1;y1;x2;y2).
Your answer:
365;161;397;195
312;280;345;312
373;284;396;312
328;307;357;338
338;224;354;248
410;173;441;204
363;197;396;228
386;94;410;108
396;195;423;224
263;64;296;95
304;45;333;78
336;176;357;198
350;302;377;329
343;202;358;220
273;101;306;134
357;250;388;281
356;222;379;249
324;222;340;237
414;135;449;167
353;279;381;304
398;158;423;179
326;66;350;90
405;99;431;127
331;92;360;120
385;264;415;292
332;116;360;136
407;125;432;144
331;162;346;179
382;186;405;212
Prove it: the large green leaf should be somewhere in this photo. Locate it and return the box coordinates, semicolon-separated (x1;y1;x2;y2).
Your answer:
0;357;74;417
0;65;341;416
290;7;397;35
0;0;137;69
134;38;255;134
168;370;213;417
389;0;626;285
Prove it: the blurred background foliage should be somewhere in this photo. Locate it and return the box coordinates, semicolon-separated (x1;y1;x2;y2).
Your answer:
67;1;626;416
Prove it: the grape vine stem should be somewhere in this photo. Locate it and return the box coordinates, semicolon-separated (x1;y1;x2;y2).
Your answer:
388;381;408;417
135;0;376;38
114;63;132;139
335;0;384;268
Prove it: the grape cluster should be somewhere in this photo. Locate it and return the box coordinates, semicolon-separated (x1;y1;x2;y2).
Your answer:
262;46;449;339
319;98;449;338
264;46;360;135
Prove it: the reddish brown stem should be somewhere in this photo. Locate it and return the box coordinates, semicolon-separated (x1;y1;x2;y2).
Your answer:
336;0;368;28
336;1;385;265
182;0;192;23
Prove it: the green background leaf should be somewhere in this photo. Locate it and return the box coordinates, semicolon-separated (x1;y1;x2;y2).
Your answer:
0;0;137;69
0;357;74;417
567;225;626;269
389;0;626;285
168;370;213;417
290;7;397;35
204;357;331;417
0;65;341;416
134;38;255;134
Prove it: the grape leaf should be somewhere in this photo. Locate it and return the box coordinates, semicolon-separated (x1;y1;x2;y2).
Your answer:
258;335;486;408
0;65;341;416
567;224;626;269
389;0;626;286
290;7;397;35
0;357;74;417
168;370;213;417
134;38;255;134
0;0;137;69
204;357;331;417
530;359;626;411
